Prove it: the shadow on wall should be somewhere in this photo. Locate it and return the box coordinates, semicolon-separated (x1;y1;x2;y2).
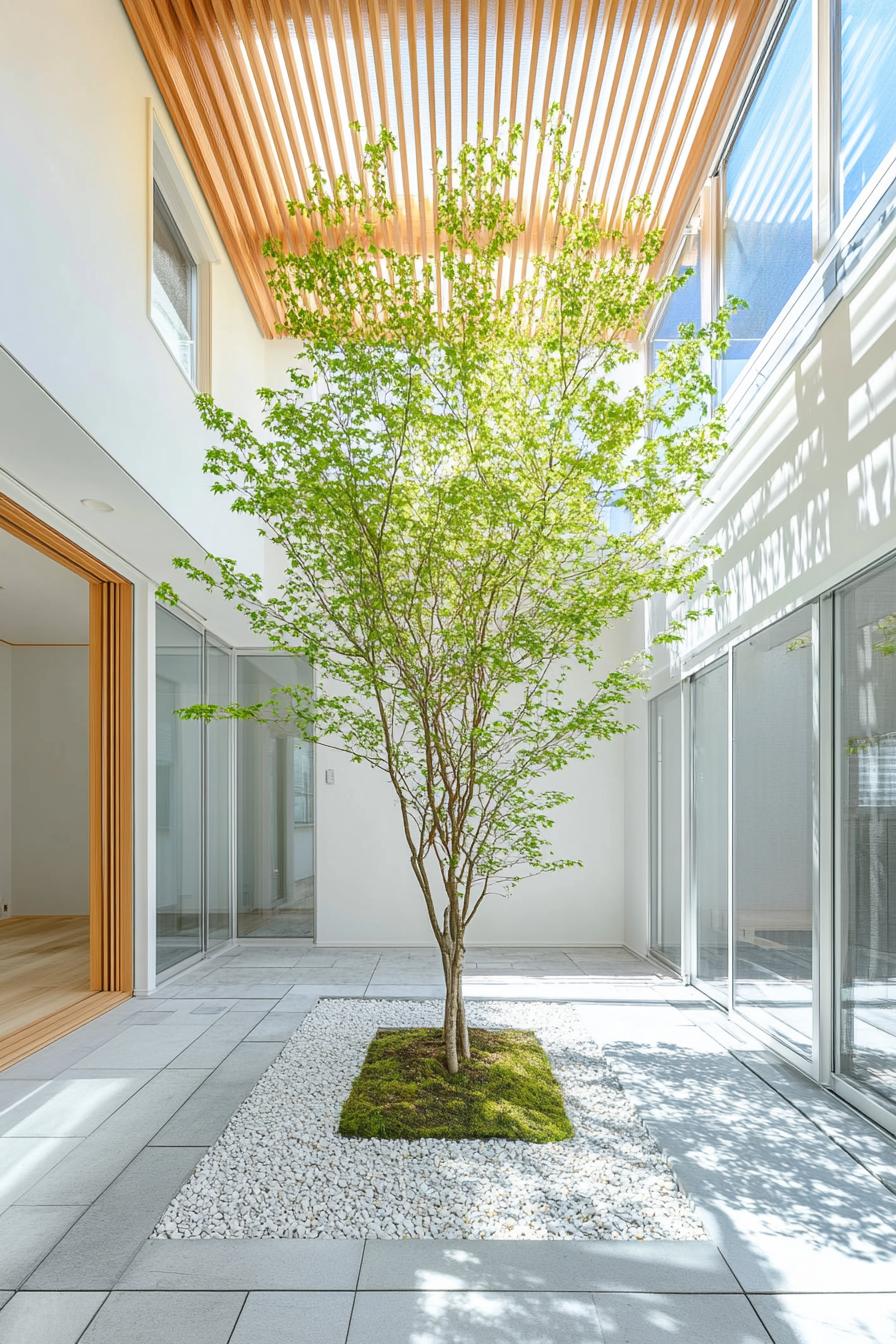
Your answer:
649;240;896;659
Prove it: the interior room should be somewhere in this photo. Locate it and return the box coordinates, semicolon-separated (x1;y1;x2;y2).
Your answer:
0;527;90;1037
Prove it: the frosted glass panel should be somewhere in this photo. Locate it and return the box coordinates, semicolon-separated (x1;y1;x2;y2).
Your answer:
237;654;314;938
152;182;196;383
693;661;729;999
837;562;896;1108
155;607;203;973
734;609;816;1053
720;0;812;393
649;688;682;968
841;0;896;216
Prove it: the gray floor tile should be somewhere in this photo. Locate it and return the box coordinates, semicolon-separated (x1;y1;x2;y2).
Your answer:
750;1293;896;1344
0;1136;82;1211
593;1293;769;1342
73;1025;211;1070
167;1012;272;1069
244;1013;309;1042
79;1290;244;1344
607;1040;896;1292
25;1146;205;1289
229;1291;354;1343
17;1070;209;1206
0;1289;107;1344
117;1238;364;1290
356;1240;739;1292
0;1206;84;1289
0;1072;150;1138
149;1042;282;1146
347;1291;602;1344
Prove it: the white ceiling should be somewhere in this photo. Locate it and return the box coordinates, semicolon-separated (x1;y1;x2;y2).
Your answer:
0;527;89;644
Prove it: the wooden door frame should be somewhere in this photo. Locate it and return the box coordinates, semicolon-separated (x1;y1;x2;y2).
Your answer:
0;493;133;996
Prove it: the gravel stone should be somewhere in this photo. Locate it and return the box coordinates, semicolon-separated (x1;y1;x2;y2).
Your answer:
153;997;705;1241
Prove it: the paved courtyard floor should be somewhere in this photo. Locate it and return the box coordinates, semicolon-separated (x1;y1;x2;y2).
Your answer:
0;943;895;1342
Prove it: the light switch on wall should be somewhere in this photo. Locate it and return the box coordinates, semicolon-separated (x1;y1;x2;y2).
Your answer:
324;768;335;784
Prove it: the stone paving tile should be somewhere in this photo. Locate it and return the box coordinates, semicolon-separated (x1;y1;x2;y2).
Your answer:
17;1070;210;1207
79;1290;245;1344
167;1012;272;1069
0;1135;83;1212
0;1205;85;1289
607;1038;896;1293
73;1025;212;1071
0;1072;151;1138
117;1238;364;1290
25;1147;206;1289
243;1012;310;1042
750;1292;896;1344
0;1289;107;1344
149;1042;283;1146
356;1240;739;1293
229;1290;354;1343
592;1293;771;1343
347;1291;602;1344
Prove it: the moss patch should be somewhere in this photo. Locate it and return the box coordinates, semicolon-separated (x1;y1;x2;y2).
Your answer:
338;1027;574;1142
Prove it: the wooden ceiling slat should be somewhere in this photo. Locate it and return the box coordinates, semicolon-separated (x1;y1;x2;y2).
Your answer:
123;0;776;333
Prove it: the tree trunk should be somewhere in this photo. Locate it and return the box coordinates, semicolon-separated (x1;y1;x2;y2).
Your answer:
441;940;470;1074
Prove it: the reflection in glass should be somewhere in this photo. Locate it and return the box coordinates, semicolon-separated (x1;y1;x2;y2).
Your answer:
840;0;896;217
649;231;701;372
155;607;203;973
205;642;232;944
237;654;314;938
838;563;896;1108
734;610;816;1052
649;688;682;968
720;0;812;393
693;660;729;1000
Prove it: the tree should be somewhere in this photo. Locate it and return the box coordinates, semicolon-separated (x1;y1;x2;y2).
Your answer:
160;116;735;1074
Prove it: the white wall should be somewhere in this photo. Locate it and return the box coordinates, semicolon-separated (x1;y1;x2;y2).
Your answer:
0;0;266;577
315;620;630;947
10;647;89;916
623;224;896;955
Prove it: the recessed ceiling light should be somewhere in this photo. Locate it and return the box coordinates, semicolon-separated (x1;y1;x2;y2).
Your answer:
80;498;114;513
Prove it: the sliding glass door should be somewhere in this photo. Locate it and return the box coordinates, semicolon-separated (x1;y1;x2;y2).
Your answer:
692;659;729;1002
155;608;203;973
236;653;314;938
205;639;233;946
649;687;683;968
733;607;817;1054
836;560;896;1111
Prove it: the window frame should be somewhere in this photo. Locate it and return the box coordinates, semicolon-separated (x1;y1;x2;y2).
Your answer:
147;106;217;394
642;0;896;421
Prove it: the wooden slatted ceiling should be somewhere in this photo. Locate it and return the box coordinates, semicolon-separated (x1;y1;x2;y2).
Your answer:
124;0;772;335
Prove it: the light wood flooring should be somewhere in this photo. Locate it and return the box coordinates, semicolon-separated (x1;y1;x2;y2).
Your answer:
0;914;91;1037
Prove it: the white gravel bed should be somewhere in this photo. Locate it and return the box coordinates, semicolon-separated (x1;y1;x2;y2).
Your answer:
154;997;706;1240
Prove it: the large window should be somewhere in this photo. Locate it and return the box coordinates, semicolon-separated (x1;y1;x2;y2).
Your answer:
152;181;198;384
837;559;896;1110
237;654;315;938
733;608;817;1054
719;0;813;393
649;687;683;969
692;659;729;1001
839;0;896;218
649;231;701;373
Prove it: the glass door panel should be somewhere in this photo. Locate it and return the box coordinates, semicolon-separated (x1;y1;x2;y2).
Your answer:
692;660;729;1001
155;607;203;973
649;687;683;968
236;653;314;938
205;641;233;945
837;561;896;1110
733;608;816;1054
